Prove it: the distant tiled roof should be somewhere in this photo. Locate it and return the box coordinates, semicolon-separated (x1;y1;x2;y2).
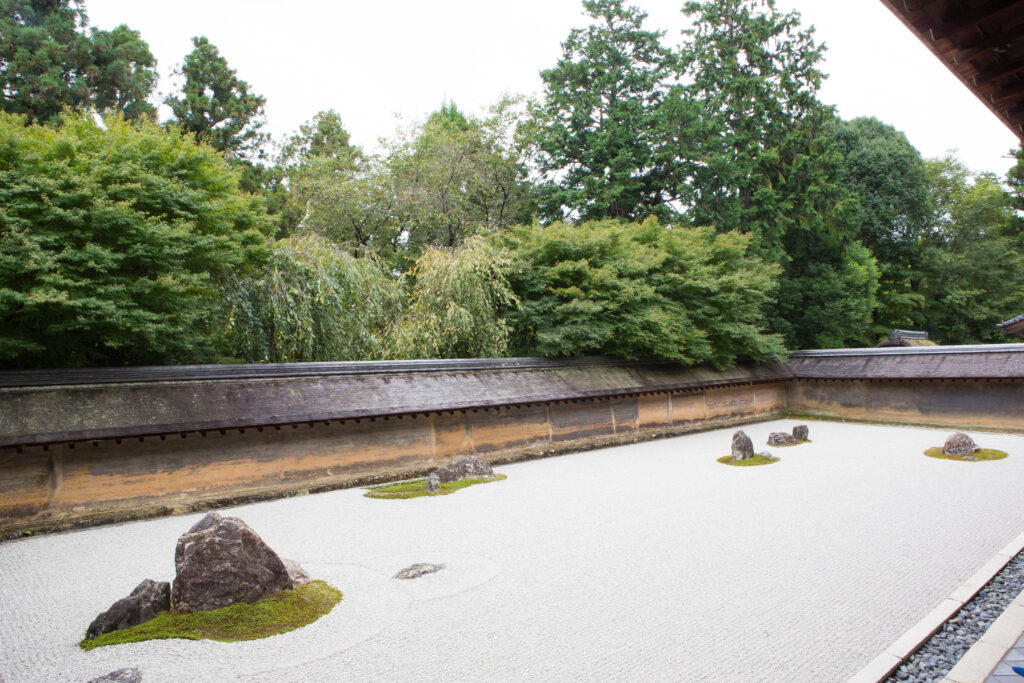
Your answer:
998;313;1024;328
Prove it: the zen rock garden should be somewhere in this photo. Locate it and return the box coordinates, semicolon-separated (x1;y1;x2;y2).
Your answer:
925;431;1009;462
83;512;330;648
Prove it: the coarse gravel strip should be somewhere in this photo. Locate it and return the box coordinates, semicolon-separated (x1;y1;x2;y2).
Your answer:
1;419;1023;682
887;552;1024;683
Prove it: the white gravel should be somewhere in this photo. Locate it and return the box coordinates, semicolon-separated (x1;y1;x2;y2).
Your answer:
2;419;1024;683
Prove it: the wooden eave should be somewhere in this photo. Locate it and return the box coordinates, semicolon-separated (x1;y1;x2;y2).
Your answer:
879;0;1024;139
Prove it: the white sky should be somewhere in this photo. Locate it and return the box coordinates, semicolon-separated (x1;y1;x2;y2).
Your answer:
86;0;1021;178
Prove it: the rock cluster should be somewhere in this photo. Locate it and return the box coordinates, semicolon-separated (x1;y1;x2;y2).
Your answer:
87;512;310;637
942;432;979;456
172;512;295;613
768;425;810;446
731;431;754;460
86;579;170;639
424;455;494;491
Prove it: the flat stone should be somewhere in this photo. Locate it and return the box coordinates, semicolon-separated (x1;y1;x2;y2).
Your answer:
394;562;445;580
171;512;293;614
433;456;493;484
425;472;441;492
86;579;170;639
86;668;142;683
943;432;979;456
731;430;754;460
792;425;809;441
768;432;798;446
962;455;980;462
757;451;774;460
282;558;311;587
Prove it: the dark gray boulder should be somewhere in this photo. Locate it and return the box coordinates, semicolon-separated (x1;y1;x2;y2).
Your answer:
171;512;293;614
943;432;979;456
86;668;142;683
768;432;798;446
731;431;754;460
86;579;170;639
792;425;809;441
393;562;445;580
433;456;493;483
425;472;441;492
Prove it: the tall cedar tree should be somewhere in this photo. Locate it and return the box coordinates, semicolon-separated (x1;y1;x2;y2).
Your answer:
88;23;157;120
0;0;93;122
528;0;677;222
165;36;267;161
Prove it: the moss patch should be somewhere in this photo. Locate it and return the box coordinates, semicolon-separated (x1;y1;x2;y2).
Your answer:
924;447;1008;462
80;580;341;651
365;474;506;499
717;454;779;467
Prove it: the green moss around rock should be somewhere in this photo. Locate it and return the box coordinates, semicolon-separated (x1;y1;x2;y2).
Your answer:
364;474;507;500
80;580;342;651
717;454;779;467
924;447;1008;462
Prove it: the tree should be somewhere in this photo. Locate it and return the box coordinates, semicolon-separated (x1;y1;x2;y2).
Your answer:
0;112;270;368
165;36;267;161
223;233;399;363
916;155;1024;344
0;0;93;122
88;23;157;121
526;0;677;222
495;218;784;367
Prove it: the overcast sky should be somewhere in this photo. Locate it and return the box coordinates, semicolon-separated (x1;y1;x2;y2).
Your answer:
86;0;1021;178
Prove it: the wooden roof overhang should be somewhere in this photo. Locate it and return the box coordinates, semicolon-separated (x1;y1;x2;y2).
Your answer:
880;0;1024;138
998;312;1024;334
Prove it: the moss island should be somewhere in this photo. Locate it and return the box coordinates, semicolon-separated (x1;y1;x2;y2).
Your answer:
80;580;341;651
717;454;779;467
924;447;1008;462
365;474;507;500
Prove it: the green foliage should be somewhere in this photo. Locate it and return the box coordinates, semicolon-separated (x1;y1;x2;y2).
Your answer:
165;36;267;161
88;23;157;121
222;233;399;363
223;234;517;363
80;580;342;650
364;474;506;499
0;113;269;368
0;0;94;122
392;237;518;359
496;218;784;367
526;0;676;222
916;155;1024;344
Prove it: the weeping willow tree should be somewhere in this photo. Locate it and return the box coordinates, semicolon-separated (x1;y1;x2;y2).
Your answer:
392;236;518;359
222;234;399;362
223;234;518;363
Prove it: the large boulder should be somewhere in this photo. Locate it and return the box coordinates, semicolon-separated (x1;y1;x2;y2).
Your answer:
768;432;798;446
943;432;979;456
86;579;170;639
171;512;294;613
731;431;754;460
792;425;809;441
433;456;493;483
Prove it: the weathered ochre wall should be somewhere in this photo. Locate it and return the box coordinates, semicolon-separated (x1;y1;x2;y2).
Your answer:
786;379;1024;431
0;384;787;535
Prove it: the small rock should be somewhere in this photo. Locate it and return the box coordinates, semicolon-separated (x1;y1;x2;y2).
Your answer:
86;669;142;683
171;512;294;614
432;456;493;484
792;425;809;441
425;472;441;492
943;432;979;456
393;562;446;580
768;432;798;446
86;579;170;639
757;451;774;460
731;431;754;460
961;455;980;462
282;558;311;587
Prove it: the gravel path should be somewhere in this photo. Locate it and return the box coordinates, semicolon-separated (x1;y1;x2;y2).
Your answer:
1;419;1023;683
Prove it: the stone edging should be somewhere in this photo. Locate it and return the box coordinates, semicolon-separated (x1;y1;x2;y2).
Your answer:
849;531;1024;682
942;587;1024;682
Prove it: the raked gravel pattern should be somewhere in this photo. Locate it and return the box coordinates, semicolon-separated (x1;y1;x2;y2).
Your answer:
1;419;1024;682
887;550;1024;683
